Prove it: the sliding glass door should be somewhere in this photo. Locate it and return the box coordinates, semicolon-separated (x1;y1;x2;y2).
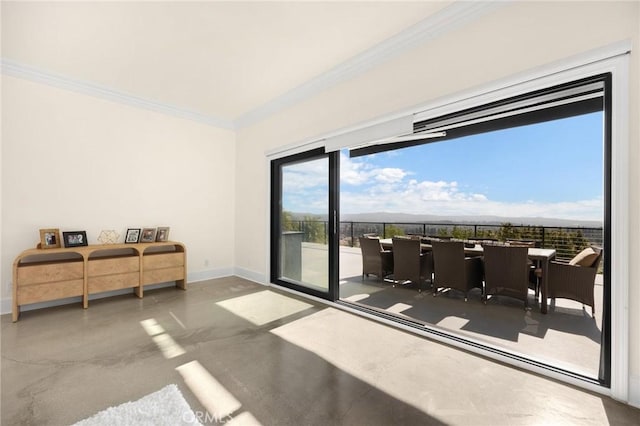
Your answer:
269;71;616;388
270;148;339;300
338;74;611;385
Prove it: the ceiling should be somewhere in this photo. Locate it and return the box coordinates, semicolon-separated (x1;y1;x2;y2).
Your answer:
2;1;460;128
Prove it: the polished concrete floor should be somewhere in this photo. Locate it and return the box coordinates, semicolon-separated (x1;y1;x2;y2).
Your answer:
2;277;639;425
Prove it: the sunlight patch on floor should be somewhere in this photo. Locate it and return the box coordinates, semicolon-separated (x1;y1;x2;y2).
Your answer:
385;302;413;314
140;318;186;359
341;293;370;303
176;360;241;419
152;334;186;359
169;311;187;329
175;360;263;425
436;316;470;330
216;290;313;326
270;307;448;418
226;412;261;426
140;318;164;336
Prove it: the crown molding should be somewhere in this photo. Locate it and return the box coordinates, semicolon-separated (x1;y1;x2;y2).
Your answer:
1;58;235;130
1;1;504;131
233;1;505;129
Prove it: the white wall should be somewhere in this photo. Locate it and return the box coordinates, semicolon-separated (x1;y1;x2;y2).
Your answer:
1;75;236;311
235;1;640;404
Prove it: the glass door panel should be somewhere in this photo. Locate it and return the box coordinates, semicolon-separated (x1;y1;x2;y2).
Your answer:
271;148;338;300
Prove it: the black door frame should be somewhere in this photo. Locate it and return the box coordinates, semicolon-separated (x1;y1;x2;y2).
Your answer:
270;147;339;301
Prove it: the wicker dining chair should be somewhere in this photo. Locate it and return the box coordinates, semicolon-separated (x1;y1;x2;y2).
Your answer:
546;246;603;315
358;237;394;281
392;237;433;292
506;240;542;299
482;244;531;309
432;240;483;301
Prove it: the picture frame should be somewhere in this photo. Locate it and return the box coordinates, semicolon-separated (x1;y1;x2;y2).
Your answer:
140;228;157;243
39;228;61;249
125;228;141;244
155;226;170;242
63;231;88;248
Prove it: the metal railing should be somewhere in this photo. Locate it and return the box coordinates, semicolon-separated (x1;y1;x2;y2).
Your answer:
284;220;604;260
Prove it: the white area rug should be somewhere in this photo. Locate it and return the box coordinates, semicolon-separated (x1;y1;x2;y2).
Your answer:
73;384;202;426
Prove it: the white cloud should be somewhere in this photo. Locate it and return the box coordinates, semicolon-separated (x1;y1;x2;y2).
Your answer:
374;168;407;183
340;155;370;185
282;158;328;192
341;153;410;186
339;154;602;220
283;152;603;221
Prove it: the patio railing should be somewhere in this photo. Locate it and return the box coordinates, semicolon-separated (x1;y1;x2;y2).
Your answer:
284;220;604;260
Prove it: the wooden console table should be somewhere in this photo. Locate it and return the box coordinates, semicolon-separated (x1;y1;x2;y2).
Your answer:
12;241;186;322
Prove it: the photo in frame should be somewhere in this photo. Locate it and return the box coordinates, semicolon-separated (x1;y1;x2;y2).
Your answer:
155;226;170;242
140;228;157;243
39;228;61;249
125;228;141;244
63;231;88;247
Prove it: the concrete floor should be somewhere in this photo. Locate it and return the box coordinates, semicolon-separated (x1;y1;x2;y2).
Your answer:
2;277;639;425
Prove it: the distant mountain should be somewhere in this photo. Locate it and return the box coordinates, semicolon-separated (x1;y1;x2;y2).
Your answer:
291;211;602;228
342;212;602;228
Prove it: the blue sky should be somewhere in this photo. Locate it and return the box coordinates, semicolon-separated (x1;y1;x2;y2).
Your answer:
373;112;603;203
284;112;604;221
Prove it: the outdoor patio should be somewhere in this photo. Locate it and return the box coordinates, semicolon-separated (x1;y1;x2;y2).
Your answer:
332;244;604;379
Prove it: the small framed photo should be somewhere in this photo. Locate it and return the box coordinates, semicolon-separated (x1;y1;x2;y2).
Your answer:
155;226;170;242
39;228;61;249
125;228;141;244
63;231;88;247
140;228;157;243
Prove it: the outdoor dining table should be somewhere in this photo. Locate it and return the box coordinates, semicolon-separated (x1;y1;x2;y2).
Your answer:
379;238;557;313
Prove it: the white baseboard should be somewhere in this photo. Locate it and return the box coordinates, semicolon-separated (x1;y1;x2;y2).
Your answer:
630;374;640;408
187;267;234;283
233;267;267;285
1;297;13;316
